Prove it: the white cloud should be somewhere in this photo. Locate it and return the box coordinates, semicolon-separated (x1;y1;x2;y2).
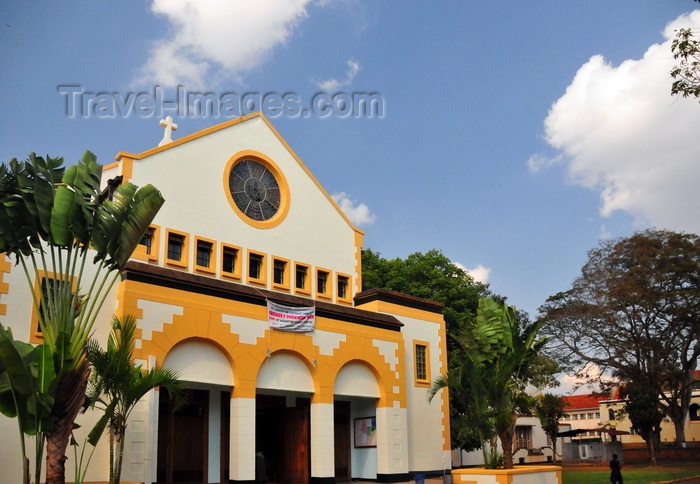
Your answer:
331;192;376;226
455;263;491;283
136;0;319;88
531;10;700;233
314;58;361;91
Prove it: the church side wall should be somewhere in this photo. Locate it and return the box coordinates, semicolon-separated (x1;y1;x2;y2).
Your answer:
355;298;451;474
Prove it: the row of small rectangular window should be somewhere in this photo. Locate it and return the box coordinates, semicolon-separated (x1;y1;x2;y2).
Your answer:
566;412;600;420
136;225;353;303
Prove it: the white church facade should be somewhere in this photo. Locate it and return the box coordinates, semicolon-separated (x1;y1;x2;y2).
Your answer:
0;113;451;484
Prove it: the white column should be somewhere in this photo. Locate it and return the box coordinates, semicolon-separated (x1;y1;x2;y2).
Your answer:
375;405;409;476
229;397;256;481
310;402;335;478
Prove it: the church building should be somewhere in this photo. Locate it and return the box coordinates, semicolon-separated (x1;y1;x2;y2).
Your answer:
0;113;451;484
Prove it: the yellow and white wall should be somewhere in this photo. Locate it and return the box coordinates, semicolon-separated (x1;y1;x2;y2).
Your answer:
0;114;450;484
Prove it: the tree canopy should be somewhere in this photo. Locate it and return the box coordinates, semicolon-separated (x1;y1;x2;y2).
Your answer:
538;229;700;448
362;248;485;346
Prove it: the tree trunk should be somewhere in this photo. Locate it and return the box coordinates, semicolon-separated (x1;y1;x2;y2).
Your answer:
499;431;514;469
45;361;89;484
644;429;658;466
672;417;686;448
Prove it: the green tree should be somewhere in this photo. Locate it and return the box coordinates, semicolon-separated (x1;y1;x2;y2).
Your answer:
538;229;700;448
670;1;700;101
361;249;485;351
84;315;186;484
430;298;548;469
0;152;164;484
534;393;567;463
622;384;665;465
671;27;700;100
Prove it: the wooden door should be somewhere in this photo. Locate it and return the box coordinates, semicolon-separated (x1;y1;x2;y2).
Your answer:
157;389;209;484
334;401;351;481
282;404;309;484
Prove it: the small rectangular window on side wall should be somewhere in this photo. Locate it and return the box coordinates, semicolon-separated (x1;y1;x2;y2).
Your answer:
413;341;431;387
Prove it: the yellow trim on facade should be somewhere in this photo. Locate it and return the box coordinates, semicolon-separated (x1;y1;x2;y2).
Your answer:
0;254;10;316
355;298;444;324
118;279;406;409
354;230;363;295
452;466;563;484
222;149;291;230
115;115;258;163
437;313;451;450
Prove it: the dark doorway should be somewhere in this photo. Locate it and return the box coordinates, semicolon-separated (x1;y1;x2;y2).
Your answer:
220;391;230;484
334;401;351;481
158;388;209;484
256;395;310;484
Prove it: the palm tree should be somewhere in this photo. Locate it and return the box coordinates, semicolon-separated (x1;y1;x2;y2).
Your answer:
0;152;164;484
429;298;546;469
85;315;186;484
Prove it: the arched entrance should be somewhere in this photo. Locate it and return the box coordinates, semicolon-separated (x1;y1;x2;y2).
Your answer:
157;339;234;484
334;361;380;481
255;352;314;484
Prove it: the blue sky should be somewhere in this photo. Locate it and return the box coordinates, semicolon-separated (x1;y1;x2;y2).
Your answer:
2;0;700;336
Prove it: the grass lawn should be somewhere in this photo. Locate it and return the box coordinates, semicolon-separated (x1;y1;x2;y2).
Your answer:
562;461;700;484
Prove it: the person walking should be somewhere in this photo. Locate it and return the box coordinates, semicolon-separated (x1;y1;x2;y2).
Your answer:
610;453;623;484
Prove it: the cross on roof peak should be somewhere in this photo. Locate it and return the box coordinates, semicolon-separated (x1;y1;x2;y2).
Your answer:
159;116;178;147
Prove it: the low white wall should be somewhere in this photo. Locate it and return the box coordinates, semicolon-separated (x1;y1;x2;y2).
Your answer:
453;466;562;484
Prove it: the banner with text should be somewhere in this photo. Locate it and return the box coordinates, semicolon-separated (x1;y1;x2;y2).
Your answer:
267;301;315;332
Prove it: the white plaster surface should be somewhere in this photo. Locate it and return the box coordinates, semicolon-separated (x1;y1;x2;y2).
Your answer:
335;362;380;398
398;314;448;472
310;403;335;477
137;299;184;341
230;397;256;480
221;313;267;345
256;352;313;392
312;329;346;356
163;339;234;386
372;339;398;371
375;406;409;476
127;117;359;292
